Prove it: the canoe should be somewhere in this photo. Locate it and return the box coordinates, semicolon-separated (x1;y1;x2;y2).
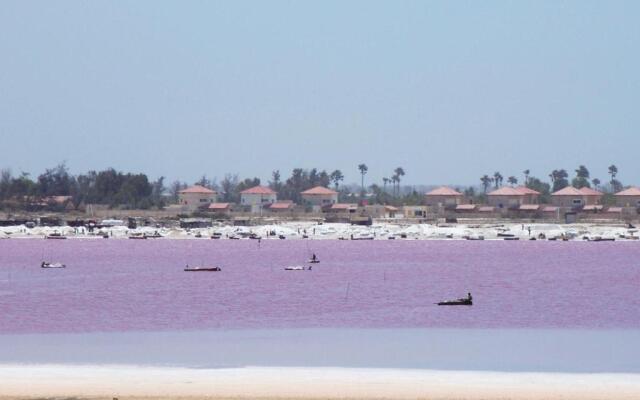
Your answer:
41;262;66;269
308;259;320;264
437;299;472;306
284;266;312;271
184;266;221;272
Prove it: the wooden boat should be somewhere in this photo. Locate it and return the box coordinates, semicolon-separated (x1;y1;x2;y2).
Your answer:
503;237;519;241
437;298;472;306
278;234;286;240
128;233;147;239
249;233;261;240
184;266;221;272
497;232;515;238
308;259;320;264
284;265;312;271
41;261;66;269
211;232;222;239
45;232;67;240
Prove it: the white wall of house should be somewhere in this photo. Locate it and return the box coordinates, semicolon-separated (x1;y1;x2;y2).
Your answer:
302;193;338;207
241;193;277;213
179;192;217;211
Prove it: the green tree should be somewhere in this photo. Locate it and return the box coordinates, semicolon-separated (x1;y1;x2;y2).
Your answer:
507;176;518;186
572;165;591;188
523;169;530;185
549;169;569;192
480;175;492;193
393;167;405;196
358;164;368;192
330;170;344;191
493;172;503;189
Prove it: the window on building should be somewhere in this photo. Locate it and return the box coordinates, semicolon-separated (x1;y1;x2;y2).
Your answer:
572;199;583;205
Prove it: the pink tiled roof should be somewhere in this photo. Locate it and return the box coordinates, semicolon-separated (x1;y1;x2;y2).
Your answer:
240;185;276;195
301;186;338;195
208;202;231;210
478;206;494;212
583;205;604;211
425;186;463;196
616;187;640;196
519;204;540;211
606;207;623;213
579;187;603;196
456;204;476;211
542;206;558;212
384;205;399;211
330;203;357;210
515;186;540;195
179;185;216;194
552;186;584;196
487;187;526;196
269;201;294;210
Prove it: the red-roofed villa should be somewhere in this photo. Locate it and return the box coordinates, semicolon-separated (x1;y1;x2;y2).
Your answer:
301;186;338;209
615;187;640;207
240;185;277;213
551;186;602;207
178;185;218;211
424;186;464;207
487;186;540;208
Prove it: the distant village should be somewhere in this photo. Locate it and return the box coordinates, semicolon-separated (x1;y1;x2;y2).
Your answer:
1;163;639;226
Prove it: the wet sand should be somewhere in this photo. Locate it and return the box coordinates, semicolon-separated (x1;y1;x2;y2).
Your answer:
1;364;639;399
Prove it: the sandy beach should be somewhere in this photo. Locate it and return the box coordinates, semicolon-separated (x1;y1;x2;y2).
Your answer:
1;364;639;399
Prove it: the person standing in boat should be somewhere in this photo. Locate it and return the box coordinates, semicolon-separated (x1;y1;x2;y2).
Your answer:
467;292;472;302
311;253;317;262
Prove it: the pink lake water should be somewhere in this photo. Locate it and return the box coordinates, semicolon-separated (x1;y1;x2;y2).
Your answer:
0;239;639;334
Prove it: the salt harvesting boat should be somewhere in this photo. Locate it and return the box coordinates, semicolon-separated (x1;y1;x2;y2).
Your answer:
184;265;221;272
284;265;312;271
45;232;67;239
41;261;66;269
437;293;473;306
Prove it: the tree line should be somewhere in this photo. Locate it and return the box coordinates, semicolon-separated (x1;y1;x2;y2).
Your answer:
474;164;624;203
0;162;629;212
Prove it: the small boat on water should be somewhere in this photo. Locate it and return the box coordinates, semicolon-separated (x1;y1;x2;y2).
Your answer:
184;265;221;272
211;232;222;239
41;261;66;269
497;232;515;238
437;293;473;306
45;232;67;240
278;234;286;240
503;237;519;241
285;265;312;271
128;232;147;239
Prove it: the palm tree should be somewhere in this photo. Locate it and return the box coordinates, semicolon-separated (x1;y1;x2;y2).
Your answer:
393;167;405;196
523;169;530;185
358;164;368;192
382;177;390;193
592;178;601;190
330;170;344;191
507;176;518;186
493;172;503;189
391;175;400;197
608;164;618;181
480;175;492;193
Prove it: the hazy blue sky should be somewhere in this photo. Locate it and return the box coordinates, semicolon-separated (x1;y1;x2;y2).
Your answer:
0;1;638;186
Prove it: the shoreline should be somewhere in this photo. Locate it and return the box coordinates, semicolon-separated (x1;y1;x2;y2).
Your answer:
1;364;639;399
1;221;638;241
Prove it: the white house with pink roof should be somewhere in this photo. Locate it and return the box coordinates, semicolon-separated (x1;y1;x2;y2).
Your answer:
240;185;277;213
424;186;464;207
178;185;218;211
486;186;540;208
301;186;338;210
551;186;603;207
614;187;640;207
